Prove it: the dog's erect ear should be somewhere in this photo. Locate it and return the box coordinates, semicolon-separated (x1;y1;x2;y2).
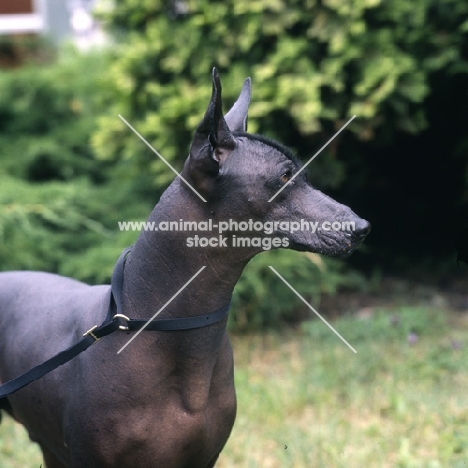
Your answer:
224;77;251;133
187;68;235;196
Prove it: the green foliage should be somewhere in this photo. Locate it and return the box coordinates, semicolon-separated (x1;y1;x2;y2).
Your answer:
94;0;468;189
0;48;151;283
1;175;102;271
0;48;104;182
230;249;367;331
0;173;145;282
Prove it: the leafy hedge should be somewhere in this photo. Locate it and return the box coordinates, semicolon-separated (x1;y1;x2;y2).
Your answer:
0;49;149;282
94;0;468;183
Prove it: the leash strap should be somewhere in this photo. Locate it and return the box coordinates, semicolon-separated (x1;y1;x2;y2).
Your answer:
0;247;231;399
0;319;121;399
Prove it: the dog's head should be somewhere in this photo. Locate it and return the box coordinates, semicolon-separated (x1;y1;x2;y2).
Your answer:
184;68;370;257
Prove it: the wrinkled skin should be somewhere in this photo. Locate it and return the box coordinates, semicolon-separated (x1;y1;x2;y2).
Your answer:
0;69;370;467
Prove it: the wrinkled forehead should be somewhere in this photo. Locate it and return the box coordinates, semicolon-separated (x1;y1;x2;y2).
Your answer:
232;132;302;168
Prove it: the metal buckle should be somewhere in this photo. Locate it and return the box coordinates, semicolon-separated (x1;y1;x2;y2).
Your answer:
113;314;130;331
83;325;100;341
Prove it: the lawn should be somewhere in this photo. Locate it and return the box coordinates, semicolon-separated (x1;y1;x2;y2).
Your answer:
1;306;468;467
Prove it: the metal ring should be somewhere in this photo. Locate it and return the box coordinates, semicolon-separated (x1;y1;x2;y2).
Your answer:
113;314;130;331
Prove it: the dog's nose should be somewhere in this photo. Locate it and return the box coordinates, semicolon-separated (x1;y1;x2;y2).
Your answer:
353;218;371;240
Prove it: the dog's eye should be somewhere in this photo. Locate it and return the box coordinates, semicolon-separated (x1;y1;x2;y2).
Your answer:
281;170;292;183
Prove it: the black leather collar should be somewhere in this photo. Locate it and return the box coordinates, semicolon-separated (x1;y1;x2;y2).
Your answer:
108;246;231;331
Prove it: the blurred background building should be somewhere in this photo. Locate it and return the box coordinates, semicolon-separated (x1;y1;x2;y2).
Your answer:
0;0;104;66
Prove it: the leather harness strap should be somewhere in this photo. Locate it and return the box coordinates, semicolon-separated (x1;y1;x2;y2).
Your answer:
0;247;231;399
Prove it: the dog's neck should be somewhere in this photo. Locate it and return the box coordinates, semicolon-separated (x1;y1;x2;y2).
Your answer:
121;179;252;321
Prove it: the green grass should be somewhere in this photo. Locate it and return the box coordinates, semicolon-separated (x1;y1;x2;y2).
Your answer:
0;414;42;468
2;306;468;467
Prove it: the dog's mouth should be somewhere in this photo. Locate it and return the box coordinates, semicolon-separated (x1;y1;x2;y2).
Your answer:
287;220;371;258
288;239;361;258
